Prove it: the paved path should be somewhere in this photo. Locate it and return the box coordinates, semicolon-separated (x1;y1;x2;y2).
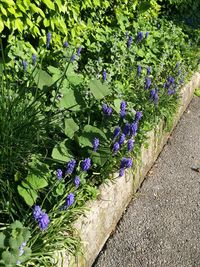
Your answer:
94;96;200;267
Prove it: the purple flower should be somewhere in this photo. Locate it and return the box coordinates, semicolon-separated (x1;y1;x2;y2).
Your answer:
102;69;107;81
56;169;63;180
130;122;138;136
22;60;27;71
145;77;151;89
137;65;142;75
119;168;125;177
46;32;51;48
120;157;133;169
147;67;151;75
167;88;176;95
135;111;142;122
33;205;42;220
168;76;175;84
127;35;133;48
137;31;143;41
150;89;159;105
65;193;75;208
74;176;80;188
77;46;82;56
93;138;100;152
66;159;76;175
71;54;76;62
120;100;126;111
123;123;130;136
120;110;126;118
145;31;149;38
81;158;91;171
119;157;133;177
64;41;69;48
113;142;120;154
127;139;134;152
113;126;121;138
119;133;126;145
102;103;112;116
33;206;50;231
38;212;50;231
32;54;36;66
175;62;180;68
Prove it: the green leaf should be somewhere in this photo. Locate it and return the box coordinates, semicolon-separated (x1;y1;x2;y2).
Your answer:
58;87;84;111
17;185;38;206
195;88;200;97
89;147;110;166
56;183;65;196
33;69;53;89
78;125;107;148
89;79;110;100
64;118;79;138
113;99;122;113
0;18;4;33
52;140;73;162
2;251;16;265
42;0;55;10
67;74;83;85
0;233;5;248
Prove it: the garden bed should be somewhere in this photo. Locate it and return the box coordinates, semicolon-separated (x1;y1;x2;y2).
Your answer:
58;71;200;267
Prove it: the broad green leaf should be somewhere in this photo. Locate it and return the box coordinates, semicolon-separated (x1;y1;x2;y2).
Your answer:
65;118;79;138
17;185;38;206
78;125;107;148
89;79;110;99
113;99;122;113
33;69;53;89
2;251;16;265
52;140;73;162
23;174;48;190
67;74;83;85
48;66;61;75
58;88;84;111
89;147;110;166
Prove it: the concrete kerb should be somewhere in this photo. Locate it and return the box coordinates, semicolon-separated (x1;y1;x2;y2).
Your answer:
57;72;200;267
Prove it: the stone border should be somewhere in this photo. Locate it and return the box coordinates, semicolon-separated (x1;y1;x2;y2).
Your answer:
58;72;200;267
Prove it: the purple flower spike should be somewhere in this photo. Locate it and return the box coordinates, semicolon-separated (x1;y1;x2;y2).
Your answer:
120;110;126;118
71;55;76;62
150;89;159;105
119;133;126;146
22;60;27;71
145;32;149;38
137;65;142;75
130;122;138;136
137;31;143;41
64;41;69;48
127;139;134;152
56;169;63;180
38;213;50;231
145;77;151;89
119;168;125;177
65;193;75;209
46;32;52;48
120;157;133;169
77;46;82;56
32;54;36;66
135;111;142;122
81;158;91;171
33;205;42;220
93;138;100;152
113;142;120;155
123;123;130;136
120;100;126;111
127;35;133;48
74;176;80;188
66;159;76;175
113;126;121;138
147;67;151;75
102;103;112;116
102;69;107;81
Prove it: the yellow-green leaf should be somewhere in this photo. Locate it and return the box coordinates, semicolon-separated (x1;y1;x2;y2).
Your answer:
42;0;55;10
0;18;4;33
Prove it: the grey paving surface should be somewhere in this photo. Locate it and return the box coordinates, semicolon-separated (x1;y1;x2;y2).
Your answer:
93;96;200;267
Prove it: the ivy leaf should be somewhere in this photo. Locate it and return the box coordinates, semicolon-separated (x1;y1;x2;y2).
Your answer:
89;79;110;99
64;118;79;138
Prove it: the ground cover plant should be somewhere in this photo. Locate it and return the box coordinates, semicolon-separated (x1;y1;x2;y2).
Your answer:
0;1;200;266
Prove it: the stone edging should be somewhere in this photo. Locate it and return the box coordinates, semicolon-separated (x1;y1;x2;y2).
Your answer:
58;72;200;267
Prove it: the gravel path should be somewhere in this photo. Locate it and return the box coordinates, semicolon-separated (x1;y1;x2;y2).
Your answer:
93;96;200;267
